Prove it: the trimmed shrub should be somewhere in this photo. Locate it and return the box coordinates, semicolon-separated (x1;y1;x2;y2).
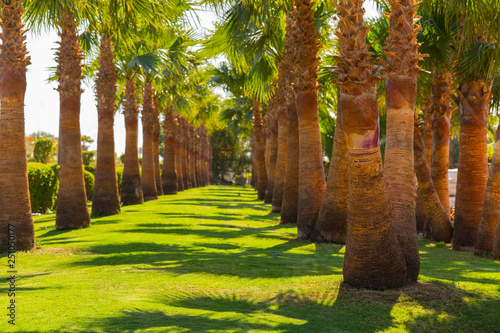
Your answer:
82;151;95;166
84;170;94;201
84;165;96;175
116;166;123;193
33;138;54;163
27;163;58;213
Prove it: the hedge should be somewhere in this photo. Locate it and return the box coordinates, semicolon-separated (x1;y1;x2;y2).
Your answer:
27;163;58;213
84;170;94;201
28;164;121;212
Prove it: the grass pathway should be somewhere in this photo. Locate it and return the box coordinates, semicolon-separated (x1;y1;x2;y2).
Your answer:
2;185;499;332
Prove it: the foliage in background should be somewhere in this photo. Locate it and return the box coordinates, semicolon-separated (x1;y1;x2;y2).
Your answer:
211;127;237;182
84;170;95;201
33;138;55;163
27;163;59;213
82;151;95;166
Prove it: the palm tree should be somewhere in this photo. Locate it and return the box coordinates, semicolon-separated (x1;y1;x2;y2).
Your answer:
280;14;300;225
141;81;158;201
414;119;453;242
162;108;178;194
120;73;143;205
24;1;92;228
175;114;185;191
292;0;326;239
312;89;348;243
153;96;163;195
92;34;121;215
90;0;177;215
271;77;287;213
383;0;424;281
0;0;35;250
336;0;407;289
264;98;278;203
474;122;500;254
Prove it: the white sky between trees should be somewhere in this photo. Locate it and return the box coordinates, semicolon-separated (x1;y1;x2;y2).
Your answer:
24;2;379;156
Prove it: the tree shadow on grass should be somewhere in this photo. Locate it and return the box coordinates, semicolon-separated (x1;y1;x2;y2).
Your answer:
67;238;343;279
77;280;499;333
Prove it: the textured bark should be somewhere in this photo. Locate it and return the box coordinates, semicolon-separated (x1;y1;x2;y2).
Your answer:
253;100;268;200
493;222;500;259
431;70;453;216
121;77;143;205
414;122;453;242
92;36;120;216
272;103;287;212
474;123;500;255
417;102;433;233
175;115;185;191
383;0;424;281
336;0;407;289
293;0;326;239
312;89;348;243
161;111;178;194
181;117;190;190
153;100;163;196
265;107;278;203
279;14;299;224
281;103;299;224
0;0;35;250
188;126;198;188
141;82;158;201
251;137;257;188
453;80;491;249
55;13;91;228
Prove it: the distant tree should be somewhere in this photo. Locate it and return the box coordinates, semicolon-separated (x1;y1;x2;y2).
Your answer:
33;138;54;163
28;131;57;140
211;128;237;183
81;135;94;151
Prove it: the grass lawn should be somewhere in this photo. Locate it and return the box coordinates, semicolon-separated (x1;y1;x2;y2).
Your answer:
2;185;500;332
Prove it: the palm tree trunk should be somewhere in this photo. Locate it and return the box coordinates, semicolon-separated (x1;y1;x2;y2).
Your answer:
175;115;185;191
55;12;91;228
293;0;326;239
189;126;197;188
383;0;423;281
92;36;120;216
181;119;190;190
280;103;299;224
251;136;257;188
474;123;500;255
431;70;453;217
414;122;453;242
161;111;178;194
492;218;500;259
336;0;407;289
141;82;158;201
453;80;491;249
272;104;287;212
265;109;278;203
0;0;35;250
418;102;434;235
153;111;163;196
253;99;268;200
312;89;348;244
121;77;143;205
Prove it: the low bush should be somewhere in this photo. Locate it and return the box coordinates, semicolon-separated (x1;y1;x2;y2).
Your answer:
27;163;58;213
84;165;96;175
116;166;123;193
84;170;94;201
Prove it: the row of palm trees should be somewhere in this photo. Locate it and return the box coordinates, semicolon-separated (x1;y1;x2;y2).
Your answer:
0;0;214;251
239;0;500;289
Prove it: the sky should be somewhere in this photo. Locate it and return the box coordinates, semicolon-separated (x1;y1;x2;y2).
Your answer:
23;2;379;156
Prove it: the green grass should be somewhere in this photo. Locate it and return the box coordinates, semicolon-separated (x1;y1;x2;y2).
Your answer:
2;185;500;332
